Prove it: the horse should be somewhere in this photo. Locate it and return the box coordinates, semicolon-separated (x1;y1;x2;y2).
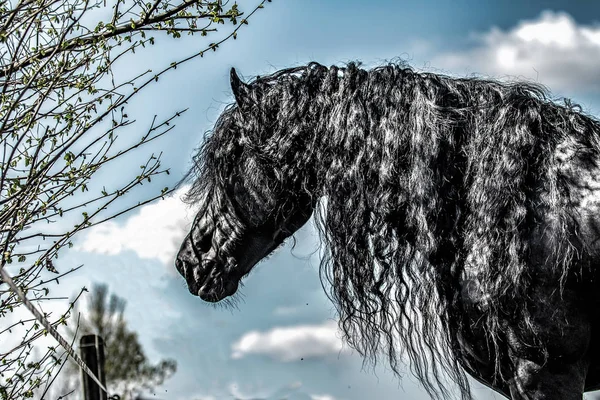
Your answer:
175;61;600;399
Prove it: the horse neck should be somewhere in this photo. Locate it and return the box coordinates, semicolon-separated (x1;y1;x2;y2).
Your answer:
309;73;467;264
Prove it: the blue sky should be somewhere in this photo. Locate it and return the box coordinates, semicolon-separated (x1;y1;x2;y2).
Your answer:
17;1;600;399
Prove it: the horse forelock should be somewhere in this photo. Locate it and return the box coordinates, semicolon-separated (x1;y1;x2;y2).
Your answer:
182;61;600;400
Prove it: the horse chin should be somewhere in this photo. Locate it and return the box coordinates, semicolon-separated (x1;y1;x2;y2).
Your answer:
197;274;240;303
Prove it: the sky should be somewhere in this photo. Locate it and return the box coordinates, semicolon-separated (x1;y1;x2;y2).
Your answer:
9;1;600;399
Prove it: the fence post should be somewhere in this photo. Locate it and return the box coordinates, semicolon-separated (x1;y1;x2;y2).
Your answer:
80;334;107;400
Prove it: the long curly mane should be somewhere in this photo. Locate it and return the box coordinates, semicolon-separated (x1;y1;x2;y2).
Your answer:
184;61;600;399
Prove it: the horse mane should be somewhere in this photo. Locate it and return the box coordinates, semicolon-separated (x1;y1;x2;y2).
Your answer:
183;61;600;399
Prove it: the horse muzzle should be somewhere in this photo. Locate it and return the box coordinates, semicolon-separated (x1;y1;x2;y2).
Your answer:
175;237;241;302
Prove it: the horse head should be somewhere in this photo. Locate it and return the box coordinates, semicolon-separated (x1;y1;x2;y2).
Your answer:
175;68;316;302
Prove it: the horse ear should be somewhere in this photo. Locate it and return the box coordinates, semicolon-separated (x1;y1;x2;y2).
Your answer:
230;67;251;109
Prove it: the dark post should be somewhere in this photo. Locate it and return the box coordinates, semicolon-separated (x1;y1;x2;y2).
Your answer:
80;334;107;400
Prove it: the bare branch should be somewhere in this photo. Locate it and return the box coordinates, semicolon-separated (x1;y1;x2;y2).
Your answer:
0;0;271;398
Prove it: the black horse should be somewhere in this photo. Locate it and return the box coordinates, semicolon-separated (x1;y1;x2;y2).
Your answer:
176;62;600;399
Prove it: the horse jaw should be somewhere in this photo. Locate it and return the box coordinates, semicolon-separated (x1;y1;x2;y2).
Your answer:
176;224;281;302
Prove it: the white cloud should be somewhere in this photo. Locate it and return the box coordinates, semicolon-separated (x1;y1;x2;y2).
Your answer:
0;298;72;352
228;382;269;400
190;380;307;400
76;186;197;267
231;320;345;362
311;395;337;400
433;11;600;93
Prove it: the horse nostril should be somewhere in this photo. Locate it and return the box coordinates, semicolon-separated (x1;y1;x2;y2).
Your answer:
189;231;212;260
198;233;212;253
